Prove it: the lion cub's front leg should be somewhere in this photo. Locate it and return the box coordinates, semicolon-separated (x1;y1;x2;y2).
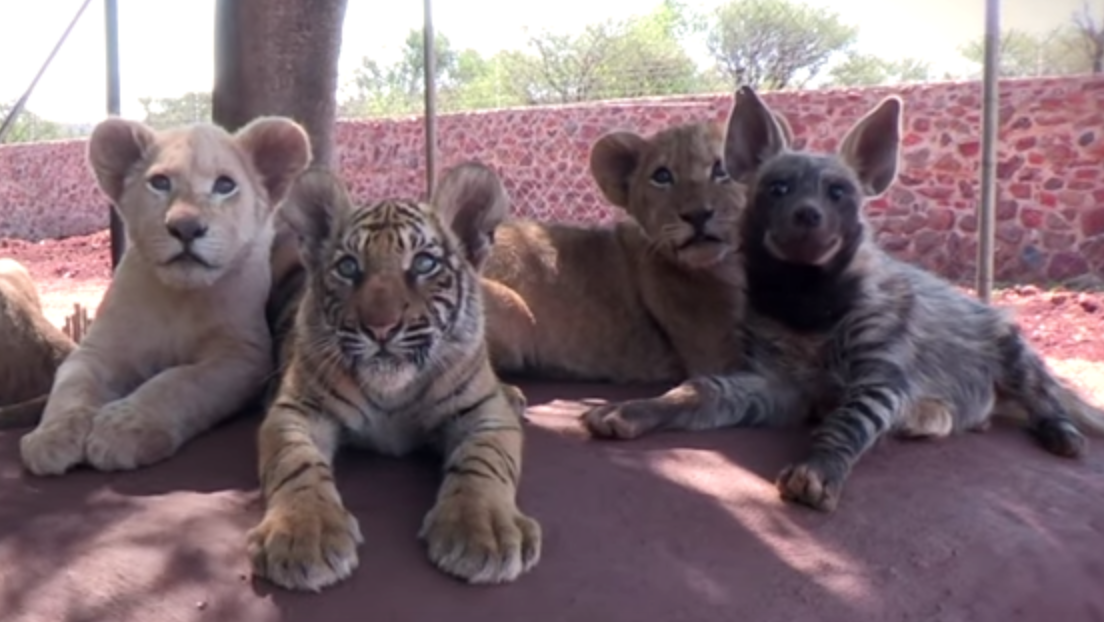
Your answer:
420;390;542;584
20;353;120;476
248;403;362;592
84;346;269;471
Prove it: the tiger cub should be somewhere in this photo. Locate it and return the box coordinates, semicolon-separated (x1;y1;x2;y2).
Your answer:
247;163;541;592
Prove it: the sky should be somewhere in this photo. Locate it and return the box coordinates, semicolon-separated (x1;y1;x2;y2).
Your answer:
0;0;1088;125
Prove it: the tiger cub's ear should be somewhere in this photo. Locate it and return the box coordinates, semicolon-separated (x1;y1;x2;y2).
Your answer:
279;167;353;266
432;161;510;271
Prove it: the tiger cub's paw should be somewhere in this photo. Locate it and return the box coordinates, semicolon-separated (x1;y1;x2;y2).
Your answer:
501;383;529;420
247;501;364;592
420;494;542;584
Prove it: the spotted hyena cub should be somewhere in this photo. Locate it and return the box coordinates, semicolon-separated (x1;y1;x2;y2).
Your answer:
583;85;1104;513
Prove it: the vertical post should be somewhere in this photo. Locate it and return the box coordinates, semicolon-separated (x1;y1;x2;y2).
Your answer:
976;0;1000;303
423;0;437;199
105;0;125;271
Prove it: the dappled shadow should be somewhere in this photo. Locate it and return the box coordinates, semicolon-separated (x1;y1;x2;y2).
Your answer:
0;380;1103;621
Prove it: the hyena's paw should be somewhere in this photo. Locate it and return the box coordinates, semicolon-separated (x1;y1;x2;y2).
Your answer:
19;411;94;476
420;494;542;584
776;456;849;513
247;501;364;592
580;399;660;440
1032;418;1087;458
85;400;178;472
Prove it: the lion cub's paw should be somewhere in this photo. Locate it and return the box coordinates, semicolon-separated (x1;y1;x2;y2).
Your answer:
85;400;178;471
420;494;541;584
19;412;94;476
776;457;848;513
248;501;364;592
580;400;656;440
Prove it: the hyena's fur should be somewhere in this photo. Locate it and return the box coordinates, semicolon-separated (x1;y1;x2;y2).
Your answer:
583;85;1104;513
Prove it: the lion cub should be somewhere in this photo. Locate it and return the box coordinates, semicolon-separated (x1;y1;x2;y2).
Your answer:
0;258;76;428
482;111;783;384
19;116;311;476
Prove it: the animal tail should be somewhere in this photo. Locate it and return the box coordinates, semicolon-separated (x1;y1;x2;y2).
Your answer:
0;394;49;430
994;322;1104;454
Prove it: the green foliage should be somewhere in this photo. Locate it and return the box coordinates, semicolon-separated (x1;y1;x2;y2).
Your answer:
137;91;212;129
704;0;859;90
828;54;933;87
958;27;1091;78
0;100;72;144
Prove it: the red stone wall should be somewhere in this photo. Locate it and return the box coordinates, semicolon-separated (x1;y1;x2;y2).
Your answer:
1;75;1101;284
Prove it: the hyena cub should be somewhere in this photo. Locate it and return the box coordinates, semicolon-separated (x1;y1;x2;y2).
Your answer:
584;85;1104;512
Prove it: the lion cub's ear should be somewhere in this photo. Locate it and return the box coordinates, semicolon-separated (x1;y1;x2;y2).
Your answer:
281;168;352;265
87;117;158;203
234;116;313;207
433;161;510;271
589;131;648;209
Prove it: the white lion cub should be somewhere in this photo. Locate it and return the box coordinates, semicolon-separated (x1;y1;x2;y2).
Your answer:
20;115;311;475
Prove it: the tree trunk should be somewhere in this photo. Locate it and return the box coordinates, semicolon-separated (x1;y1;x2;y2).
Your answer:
212;0;348;167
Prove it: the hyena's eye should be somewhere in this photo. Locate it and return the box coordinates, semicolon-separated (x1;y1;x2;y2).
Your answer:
410;252;441;276
768;180;789;196
335;255;361;280
147;174;172;193
212;175;238;196
827;183;846;201
650;167;674;186
711;160;729;181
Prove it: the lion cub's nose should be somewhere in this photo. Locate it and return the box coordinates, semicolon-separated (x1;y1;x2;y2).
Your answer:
166;217;208;243
680;209;713;233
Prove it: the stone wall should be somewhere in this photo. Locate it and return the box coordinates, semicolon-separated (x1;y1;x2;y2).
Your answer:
1;75;1101;284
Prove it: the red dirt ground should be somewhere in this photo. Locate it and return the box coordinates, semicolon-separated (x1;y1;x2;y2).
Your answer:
3;229;1102;406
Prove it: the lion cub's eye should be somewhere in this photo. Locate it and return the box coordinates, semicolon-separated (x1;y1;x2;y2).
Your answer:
650;167;674;186
711;160;729;181
212;175;238;196
147;174;172;193
410;252;441;276
334;255;361;280
826;183;846;201
768;180;790;196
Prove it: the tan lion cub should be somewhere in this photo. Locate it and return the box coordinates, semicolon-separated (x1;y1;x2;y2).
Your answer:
482;109;793;384
19;116;311;476
0;258;76;428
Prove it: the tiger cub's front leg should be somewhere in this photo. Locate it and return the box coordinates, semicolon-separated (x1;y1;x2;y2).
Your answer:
420;388;542;584
247;402;363;592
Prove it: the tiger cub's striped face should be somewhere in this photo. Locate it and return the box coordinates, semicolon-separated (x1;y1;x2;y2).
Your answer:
315;199;477;386
282;164;509;394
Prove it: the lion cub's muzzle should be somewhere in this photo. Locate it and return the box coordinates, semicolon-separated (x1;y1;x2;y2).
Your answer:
674;208;732;268
163;211;215;268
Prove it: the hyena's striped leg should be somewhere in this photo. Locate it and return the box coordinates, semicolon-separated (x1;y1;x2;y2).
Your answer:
420;387;542;585
246;402;362;592
995;324;1088;458
582;371;802;440
776;361;909;513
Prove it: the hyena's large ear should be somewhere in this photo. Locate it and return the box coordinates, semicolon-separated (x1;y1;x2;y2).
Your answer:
838;96;902;197
724;85;789;181
234;116;313;206
280;167;351;264
589;131;648;209
87;117;157;203
433;161;510;271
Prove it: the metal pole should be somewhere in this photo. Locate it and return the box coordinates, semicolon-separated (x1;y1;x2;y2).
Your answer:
423;0;437;199
976;0;1000;303
105;0;126;271
0;0;94;142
